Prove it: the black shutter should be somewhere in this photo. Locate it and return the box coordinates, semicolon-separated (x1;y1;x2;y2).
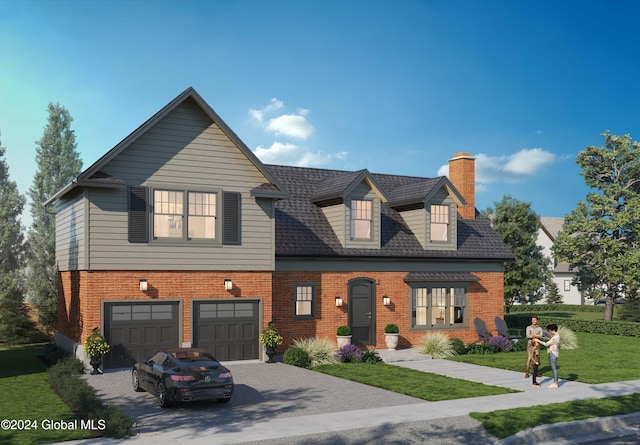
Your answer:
129;186;149;243
222;192;241;245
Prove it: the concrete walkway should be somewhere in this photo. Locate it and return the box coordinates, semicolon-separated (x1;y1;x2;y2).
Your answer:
56;348;640;445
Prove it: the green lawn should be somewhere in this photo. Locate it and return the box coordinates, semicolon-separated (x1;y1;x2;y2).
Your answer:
313;362;517;400
0;344;94;445
450;331;640;383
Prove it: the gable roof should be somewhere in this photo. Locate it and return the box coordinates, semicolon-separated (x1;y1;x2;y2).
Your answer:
540;216;565;241
267;164;514;261
45;87;288;205
310;169;390;204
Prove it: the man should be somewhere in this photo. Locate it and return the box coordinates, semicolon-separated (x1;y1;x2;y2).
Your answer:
525;315;543;378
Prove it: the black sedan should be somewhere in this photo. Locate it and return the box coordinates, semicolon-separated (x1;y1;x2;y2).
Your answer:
132;348;234;408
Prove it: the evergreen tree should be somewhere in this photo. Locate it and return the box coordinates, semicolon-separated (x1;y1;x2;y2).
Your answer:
0;133;34;343
483;195;552;313
554;132;640;321
27;103;83;334
545;281;563;304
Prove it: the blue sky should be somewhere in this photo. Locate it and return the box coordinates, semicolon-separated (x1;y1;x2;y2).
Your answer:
2;0;640;229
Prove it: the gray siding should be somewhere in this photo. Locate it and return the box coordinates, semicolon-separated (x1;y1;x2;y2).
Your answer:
82;99;275;271
55;190;87;271
400;208;427;249
321;204;345;247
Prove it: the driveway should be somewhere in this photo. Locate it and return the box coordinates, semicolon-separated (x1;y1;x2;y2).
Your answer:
85;360;426;437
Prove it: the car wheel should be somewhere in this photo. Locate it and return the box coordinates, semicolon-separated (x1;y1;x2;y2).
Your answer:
132;369;144;392
216;397;231;403
157;382;172;408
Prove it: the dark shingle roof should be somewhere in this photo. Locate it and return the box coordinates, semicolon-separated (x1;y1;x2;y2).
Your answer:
266;164;515;261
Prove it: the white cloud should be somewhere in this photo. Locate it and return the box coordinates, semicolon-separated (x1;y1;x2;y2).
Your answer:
267;114;315;139
249;98;283;124
255;141;347;167
438;148;557;184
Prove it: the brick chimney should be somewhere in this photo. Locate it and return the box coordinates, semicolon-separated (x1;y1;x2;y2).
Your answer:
448;152;475;220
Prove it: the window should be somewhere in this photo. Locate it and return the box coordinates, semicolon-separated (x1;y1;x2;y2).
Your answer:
351;200;372;239
564;280;571;291
430;205;449;242
294;284;315;319
188;192;216;239
153;189;217;240
128;186;241;245
411;285;467;328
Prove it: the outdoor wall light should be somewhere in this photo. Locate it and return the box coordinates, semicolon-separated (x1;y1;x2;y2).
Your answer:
139;279;148;292
335;296;343;307
382;295;391;306
224;279;233;291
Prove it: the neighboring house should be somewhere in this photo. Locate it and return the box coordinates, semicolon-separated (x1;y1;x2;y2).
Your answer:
47;87;514;368
538;217;583;305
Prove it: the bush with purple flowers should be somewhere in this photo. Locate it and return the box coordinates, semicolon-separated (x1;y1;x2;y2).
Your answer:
488;335;513;352
336;344;364;363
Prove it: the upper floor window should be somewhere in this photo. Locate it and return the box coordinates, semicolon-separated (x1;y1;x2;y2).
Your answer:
412;284;467;329
294;283;315;319
153;189;217;240
430;205;449;242
351;200;372;239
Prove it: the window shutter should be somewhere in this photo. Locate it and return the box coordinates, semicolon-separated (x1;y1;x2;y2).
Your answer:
223;192;241;245
129;186;149;243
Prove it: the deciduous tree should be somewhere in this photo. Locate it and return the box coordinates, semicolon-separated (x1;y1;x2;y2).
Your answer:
554;132;640;321
27;103;83;334
483;195;552;313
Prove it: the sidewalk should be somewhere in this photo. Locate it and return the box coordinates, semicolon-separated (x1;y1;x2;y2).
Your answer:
59;348;640;445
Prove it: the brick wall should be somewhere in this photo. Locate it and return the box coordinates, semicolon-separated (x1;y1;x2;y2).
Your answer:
272;270;505;351
58;270;273;345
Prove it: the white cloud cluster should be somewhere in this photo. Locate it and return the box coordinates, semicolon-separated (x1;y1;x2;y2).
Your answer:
255;142;347;167
250;98;346;167
437;148;557;184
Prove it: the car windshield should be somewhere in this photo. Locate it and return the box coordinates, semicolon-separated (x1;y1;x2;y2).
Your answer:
172;351;217;363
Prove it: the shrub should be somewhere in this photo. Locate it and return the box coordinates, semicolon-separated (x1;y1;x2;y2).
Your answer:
362;350;382;364
259;322;284;348
283;347;310;368
39;342;71;367
619;299;640;322
514;337;529;351
84;327;110;357
292;337;338;367
336;344;364;363
48;356;132;438
466;342;496;354
558;325;578;350
419;332;457;359
488;335;513;352
384;323;399;334
337;325;351;336
450;338;467;355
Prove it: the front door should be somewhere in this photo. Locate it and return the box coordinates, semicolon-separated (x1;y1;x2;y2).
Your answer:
349;278;375;346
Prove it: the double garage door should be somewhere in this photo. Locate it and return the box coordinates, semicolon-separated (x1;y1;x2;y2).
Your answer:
104;300;259;368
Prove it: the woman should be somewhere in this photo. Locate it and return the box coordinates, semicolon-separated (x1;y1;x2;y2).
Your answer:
535;324;561;388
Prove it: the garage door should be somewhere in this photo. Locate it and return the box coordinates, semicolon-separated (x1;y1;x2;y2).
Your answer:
193;300;259;361
104;302;179;368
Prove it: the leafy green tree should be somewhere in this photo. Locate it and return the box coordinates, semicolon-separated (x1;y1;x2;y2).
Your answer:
483;195;552;313
27;103;83;334
0;134;34;343
554;132;640;321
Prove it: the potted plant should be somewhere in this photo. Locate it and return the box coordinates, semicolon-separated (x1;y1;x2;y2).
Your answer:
84;327;110;374
336;325;352;348
259;321;283;363
384;323;400;351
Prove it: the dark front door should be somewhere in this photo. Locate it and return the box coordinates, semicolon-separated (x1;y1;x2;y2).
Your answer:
349;279;375;346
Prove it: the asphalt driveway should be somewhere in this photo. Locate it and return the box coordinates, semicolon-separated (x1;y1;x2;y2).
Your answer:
84;360;425;437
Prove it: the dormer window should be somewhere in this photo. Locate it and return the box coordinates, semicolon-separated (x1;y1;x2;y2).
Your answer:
430;205;449;242
351;200;372;239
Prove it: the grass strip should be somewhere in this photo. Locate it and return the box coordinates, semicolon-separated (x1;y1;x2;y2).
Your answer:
312;362;518;401
470;393;640;439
